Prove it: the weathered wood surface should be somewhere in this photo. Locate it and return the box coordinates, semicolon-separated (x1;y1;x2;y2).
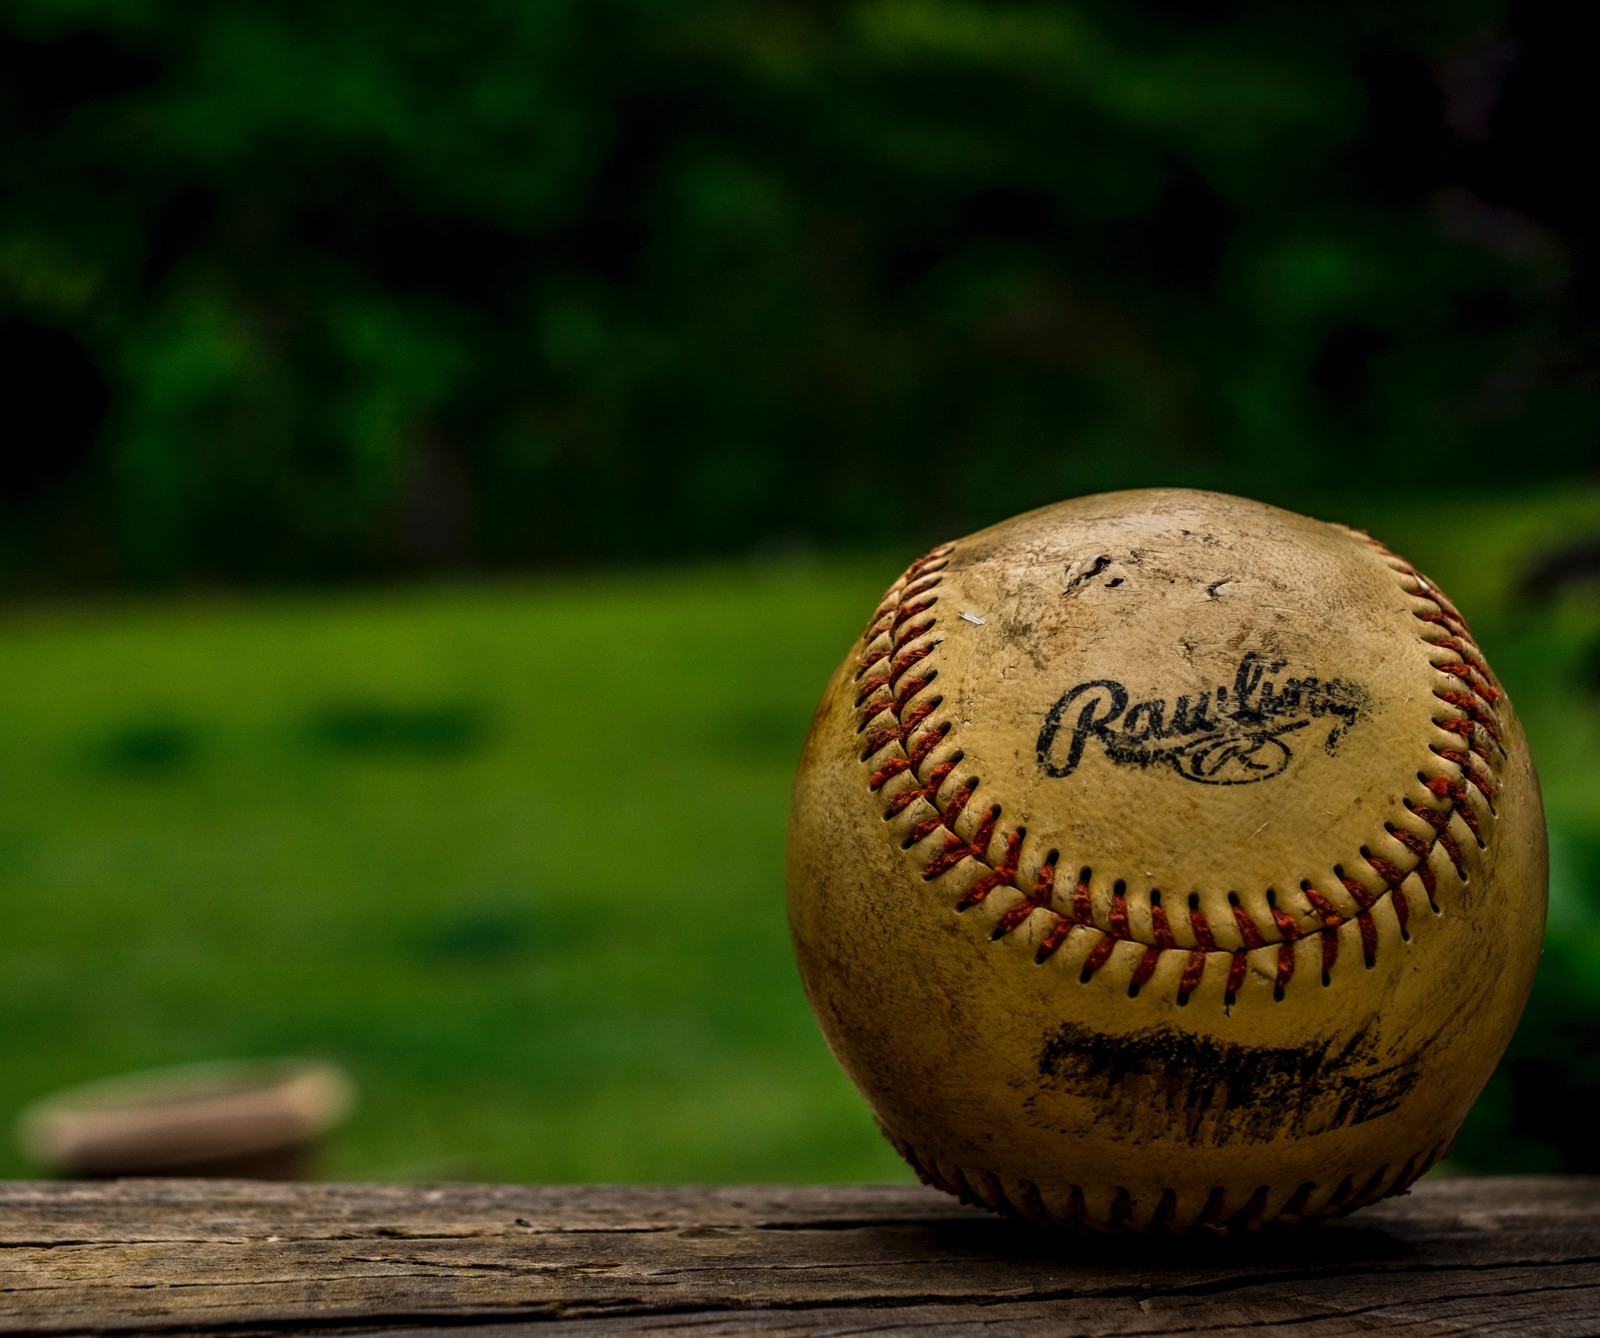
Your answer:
1;1177;1595;1336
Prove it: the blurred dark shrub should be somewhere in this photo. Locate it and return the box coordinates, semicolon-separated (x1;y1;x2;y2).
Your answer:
309;701;491;758
91;719;201;776
0;0;1594;587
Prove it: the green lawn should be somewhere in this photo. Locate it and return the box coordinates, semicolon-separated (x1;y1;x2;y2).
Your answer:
1;490;1597;1181
0;557;911;1182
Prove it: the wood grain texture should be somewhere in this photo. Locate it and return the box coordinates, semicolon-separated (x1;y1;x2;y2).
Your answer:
1;1177;1595;1335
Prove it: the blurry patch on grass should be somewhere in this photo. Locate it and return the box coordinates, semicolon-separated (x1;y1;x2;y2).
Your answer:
309;701;491;760
90;720;200;776
418;898;539;968
1581;631;1600;693
716;705;810;764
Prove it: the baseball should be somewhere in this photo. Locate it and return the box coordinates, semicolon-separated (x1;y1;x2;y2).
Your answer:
787;489;1547;1232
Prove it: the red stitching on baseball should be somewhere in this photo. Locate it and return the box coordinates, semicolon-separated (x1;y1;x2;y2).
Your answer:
1072;868;1093;924
1301;882;1343;928
868;756;911;790
1109;884;1131;939
1269;903;1302;943
853;535;1503;1002
1179;949;1207;999
1034;915;1072;963
1274;942;1295;992
1405;799;1466;877
1435;688;1501;746
958;827;1022;910
1150;896;1177;951
1232;902;1266;950
1080;935;1117;980
1225;952;1248;997
1357;911;1379;964
1189;901;1217;950
1364;850;1408;892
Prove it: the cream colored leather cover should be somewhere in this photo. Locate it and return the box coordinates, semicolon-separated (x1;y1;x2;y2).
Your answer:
787;489;1546;1231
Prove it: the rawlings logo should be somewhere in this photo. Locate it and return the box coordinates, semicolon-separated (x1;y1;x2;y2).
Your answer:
1037;652;1370;786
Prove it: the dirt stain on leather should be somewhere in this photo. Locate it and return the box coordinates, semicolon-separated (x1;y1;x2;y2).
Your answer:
1036;1021;1422;1145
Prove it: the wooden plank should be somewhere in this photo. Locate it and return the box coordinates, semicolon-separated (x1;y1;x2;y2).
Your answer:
1;1177;1596;1335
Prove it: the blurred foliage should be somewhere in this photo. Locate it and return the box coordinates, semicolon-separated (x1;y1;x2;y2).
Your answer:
1;0;1595;588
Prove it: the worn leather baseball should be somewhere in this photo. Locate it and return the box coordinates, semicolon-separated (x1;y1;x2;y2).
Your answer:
787;489;1546;1232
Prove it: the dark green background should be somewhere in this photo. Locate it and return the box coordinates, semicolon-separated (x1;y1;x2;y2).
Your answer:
2;0;1594;585
1;0;1596;1184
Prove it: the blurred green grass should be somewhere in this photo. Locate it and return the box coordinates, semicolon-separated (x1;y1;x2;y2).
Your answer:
0;488;1597;1181
0;556;909;1181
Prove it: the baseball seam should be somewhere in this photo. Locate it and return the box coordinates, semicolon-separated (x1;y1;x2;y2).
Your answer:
852;536;1503;1004
890;1127;1451;1233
